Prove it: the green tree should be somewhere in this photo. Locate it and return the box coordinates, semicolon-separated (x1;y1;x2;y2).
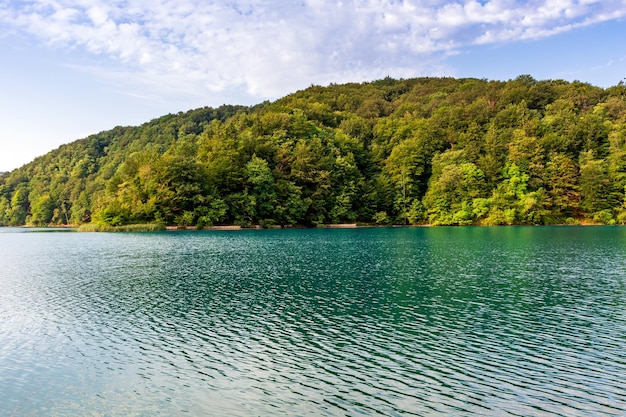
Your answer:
0;195;10;226
423;156;487;225
507;129;544;190
274;179;309;225
484;164;529;225
579;151;612;222
544;153;579;219
246;156;277;222
30;194;54;226
9;183;30;226
383;136;429;223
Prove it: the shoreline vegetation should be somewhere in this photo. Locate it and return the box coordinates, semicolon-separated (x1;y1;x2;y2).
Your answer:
3;76;626;229
2;221;614;233
69;221;612;232
76;223;366;232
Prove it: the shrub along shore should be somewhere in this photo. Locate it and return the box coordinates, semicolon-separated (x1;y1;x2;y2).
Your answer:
73;221;614;232
76;223;365;232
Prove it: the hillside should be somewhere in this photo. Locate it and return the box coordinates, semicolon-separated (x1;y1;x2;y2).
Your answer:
2;76;626;227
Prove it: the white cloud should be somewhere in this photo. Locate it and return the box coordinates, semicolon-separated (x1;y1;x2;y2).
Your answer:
2;0;625;101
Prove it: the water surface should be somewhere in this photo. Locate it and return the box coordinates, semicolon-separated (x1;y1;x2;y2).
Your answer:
1;226;625;416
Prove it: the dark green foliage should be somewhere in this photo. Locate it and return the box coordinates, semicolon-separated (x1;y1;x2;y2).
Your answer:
2;77;626;227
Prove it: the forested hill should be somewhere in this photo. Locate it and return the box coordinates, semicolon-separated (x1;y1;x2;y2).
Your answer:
2;75;626;227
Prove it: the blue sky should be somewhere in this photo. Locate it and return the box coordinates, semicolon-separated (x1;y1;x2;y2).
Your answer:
1;0;625;172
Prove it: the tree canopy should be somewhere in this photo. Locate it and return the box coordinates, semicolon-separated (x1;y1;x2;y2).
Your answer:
3;76;626;227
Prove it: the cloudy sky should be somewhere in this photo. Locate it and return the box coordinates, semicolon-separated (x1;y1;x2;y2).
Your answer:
1;0;625;171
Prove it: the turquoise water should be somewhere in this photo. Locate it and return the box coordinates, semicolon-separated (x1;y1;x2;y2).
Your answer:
1;226;626;416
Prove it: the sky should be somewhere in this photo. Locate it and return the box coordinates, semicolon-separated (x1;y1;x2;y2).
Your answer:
1;0;626;172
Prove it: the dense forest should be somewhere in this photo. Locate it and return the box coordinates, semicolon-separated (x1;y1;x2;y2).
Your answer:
2;76;626;227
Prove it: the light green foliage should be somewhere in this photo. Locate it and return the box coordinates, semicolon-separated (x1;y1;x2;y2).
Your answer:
544;153;579;218
579;150;611;220
372;211;390;225
423;151;487;225
246;156;277;222
29;194;54;226
9;183;30;226
482;164;528;225
0;195;10;225
507;129;544;189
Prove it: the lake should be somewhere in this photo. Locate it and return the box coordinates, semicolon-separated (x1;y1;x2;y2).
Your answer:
1;226;625;416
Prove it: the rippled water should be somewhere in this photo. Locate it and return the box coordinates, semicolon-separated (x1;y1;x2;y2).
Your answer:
1;226;626;416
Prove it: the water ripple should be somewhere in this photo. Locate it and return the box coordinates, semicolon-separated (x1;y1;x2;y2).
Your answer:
1;227;626;415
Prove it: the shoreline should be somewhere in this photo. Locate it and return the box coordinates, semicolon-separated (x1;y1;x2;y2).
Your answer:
162;222;611;231
4;222;619;232
166;223;364;231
